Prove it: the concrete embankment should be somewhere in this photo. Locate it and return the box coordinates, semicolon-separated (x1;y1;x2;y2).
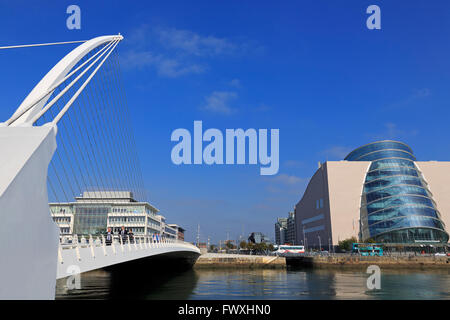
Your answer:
286;255;450;270
194;253;450;270
194;253;286;269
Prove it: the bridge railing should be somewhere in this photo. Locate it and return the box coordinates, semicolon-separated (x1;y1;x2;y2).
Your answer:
59;234;186;248
57;234;196;263
56;233;200;279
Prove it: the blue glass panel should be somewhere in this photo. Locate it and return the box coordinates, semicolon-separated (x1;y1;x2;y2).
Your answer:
367;206;441;225
357;150;416;161
370;158;416;169
365;195;435;214
366;167;419;181
345;141;413;160
364;176;424;192
369;216;446;237
365;185;431;203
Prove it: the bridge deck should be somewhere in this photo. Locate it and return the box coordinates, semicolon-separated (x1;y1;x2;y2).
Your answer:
57;236;200;279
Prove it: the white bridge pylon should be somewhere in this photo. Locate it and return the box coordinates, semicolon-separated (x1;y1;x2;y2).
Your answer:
0;35;200;300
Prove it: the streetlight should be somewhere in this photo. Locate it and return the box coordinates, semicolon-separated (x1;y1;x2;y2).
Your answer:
303;225;306;250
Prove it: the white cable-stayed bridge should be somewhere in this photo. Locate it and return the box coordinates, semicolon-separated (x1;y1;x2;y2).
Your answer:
0;35;200;299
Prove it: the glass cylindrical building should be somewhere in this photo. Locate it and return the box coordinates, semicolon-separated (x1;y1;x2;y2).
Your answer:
345;140;449;243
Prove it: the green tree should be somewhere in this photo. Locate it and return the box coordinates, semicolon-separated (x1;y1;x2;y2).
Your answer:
338;237;357;251
239;241;247;249
225;240;235;250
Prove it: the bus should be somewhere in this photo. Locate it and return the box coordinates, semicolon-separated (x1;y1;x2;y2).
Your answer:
275;245;305;254
352;243;383;256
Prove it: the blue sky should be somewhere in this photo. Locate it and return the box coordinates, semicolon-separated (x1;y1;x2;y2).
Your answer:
1;1;450;243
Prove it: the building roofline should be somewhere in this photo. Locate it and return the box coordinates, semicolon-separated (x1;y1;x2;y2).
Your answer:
344;140;413;160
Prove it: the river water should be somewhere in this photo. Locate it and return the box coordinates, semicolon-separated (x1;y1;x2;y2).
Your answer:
55;268;450;300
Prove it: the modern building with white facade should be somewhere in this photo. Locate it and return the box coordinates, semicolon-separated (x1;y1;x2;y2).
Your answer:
275;211;296;245
294;141;450;250
50;191;181;239
275;217;287;245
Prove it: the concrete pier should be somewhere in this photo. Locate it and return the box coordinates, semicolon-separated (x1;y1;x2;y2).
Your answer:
194;253;450;270
194;253;286;269
286;254;450;269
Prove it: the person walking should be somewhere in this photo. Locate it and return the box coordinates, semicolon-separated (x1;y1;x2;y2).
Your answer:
105;227;113;246
128;228;134;244
119;226;128;243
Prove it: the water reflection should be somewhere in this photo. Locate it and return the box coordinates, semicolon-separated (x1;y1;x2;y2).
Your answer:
56;268;450;300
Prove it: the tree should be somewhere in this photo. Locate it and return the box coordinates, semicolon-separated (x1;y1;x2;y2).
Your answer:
338;237;357;251
225;240;235;250
239;241;247;249
366;238;376;243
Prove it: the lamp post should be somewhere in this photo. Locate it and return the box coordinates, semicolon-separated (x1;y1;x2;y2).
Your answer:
303;225;306;250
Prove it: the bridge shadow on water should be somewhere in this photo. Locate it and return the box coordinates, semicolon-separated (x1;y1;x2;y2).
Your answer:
56;252;200;299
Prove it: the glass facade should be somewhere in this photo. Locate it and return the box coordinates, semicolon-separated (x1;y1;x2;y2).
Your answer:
345;140;449;243
73;206;109;235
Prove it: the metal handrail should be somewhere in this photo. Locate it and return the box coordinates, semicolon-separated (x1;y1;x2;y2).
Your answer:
58;234;192;250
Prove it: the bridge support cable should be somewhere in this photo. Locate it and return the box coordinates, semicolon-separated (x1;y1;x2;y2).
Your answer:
5;34;150;232
96;51;145;202
70;64;126;202
0;39;88;50
111;51;149;201
84;46;134;201
26;35;150;223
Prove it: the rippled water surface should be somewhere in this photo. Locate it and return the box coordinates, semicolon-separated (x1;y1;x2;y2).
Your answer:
56;267;450;300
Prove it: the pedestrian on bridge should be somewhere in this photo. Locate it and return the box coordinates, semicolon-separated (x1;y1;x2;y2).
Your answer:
105;227;113;246
119;226;128;243
128;228;134;244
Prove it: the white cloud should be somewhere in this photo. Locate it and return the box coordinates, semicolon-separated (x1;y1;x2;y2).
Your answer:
228;79;241;88
370;122;418;141
321;146;352;159
120;49;205;77
283;160;304;168
385;88;432;110
264;173;307;195
155;27;237;57
271;174;304;185
201;91;237;115
120;25;262;78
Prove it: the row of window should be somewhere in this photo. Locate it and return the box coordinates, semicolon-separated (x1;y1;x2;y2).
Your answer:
111;227;145;234
112;207;144;214
53;217;71;223
109;216;146;223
